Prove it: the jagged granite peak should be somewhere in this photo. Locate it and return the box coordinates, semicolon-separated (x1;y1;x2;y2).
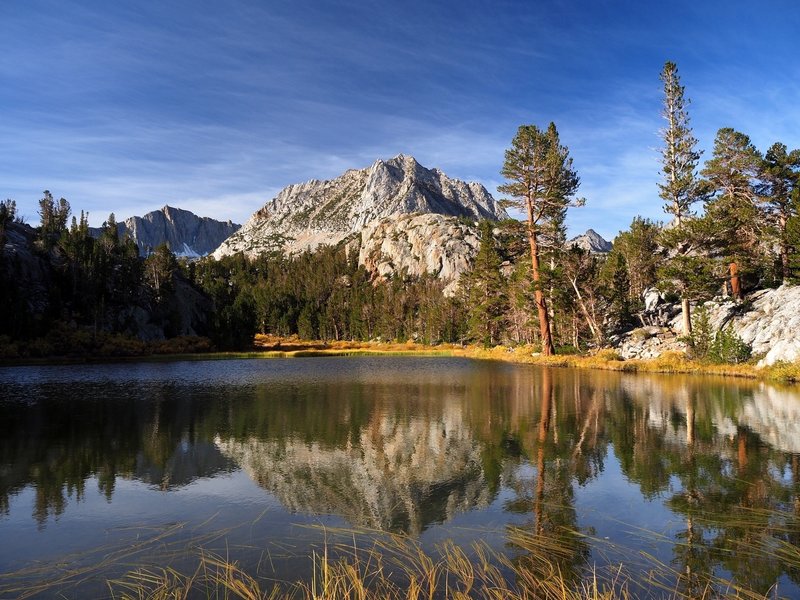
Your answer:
91;206;240;258
213;154;507;259
567;229;612;253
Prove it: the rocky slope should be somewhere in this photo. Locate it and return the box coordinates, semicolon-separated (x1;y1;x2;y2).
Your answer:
212;155;507;285
357;213;480;295
92;206;240;258
615;285;800;365
0;221;212;342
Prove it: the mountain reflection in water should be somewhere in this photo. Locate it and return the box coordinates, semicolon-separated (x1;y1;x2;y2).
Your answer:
0;357;799;597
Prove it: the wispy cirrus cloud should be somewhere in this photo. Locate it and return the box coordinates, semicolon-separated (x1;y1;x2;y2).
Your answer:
2;0;798;239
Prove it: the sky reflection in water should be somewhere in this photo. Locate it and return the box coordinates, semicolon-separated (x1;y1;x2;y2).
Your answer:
1;357;799;598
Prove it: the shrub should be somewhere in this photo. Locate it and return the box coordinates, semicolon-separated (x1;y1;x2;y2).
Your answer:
594;348;623;361
688;305;712;359
630;328;653;342
764;360;800;383
555;344;580;355
709;327;751;364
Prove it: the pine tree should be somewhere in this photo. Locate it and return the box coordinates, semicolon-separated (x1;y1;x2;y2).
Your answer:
758;142;800;283
657;62;711;335
37;190;70;250
145;243;179;303
658;218;719;337
499;123;582;355
610;217;661;304
658;62;706;226
465;221;509;346
0;199;16;250
700;128;764;296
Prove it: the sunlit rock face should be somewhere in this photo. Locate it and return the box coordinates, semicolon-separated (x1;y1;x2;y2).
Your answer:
212;155;507;290
617;284;800;364
682;285;800;365
215;407;491;533
358;213;480;295
91;206;240;258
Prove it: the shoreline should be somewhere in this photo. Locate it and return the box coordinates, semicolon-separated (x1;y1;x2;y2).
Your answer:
2;335;798;383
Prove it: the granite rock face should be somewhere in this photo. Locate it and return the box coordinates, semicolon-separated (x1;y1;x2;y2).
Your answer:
212;155;507;284
358;213;481;295
92;206;240;258
0;222;52;317
214;154;505;257
614;285;800;365
693;286;800;366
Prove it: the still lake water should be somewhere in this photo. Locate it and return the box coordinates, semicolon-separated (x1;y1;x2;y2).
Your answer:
1;357;799;598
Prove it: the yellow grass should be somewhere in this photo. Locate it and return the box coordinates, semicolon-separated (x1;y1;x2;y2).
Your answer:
250;335;800;384
106;528;792;600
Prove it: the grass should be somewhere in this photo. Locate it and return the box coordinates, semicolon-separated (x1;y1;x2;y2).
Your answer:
105;526;796;600
251;335;800;384
459;344;800;384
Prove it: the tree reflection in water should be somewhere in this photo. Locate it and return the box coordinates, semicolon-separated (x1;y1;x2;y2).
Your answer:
1;359;799;595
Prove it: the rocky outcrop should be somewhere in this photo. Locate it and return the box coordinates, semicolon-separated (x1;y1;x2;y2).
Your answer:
358;214;480;295
92;206;240;258
693;286;800;366
212;155;506;263
613;285;800;365
567;229;612;253
0;222;52;317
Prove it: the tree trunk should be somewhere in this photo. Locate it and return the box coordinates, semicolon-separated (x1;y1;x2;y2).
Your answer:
681;297;692;337
780;214;789;284
569;276;602;346
729;262;741;300
526;209;555;355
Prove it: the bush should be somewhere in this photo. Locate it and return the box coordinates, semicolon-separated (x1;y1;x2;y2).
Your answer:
709;327;752;364
764;360;800;383
688;305;713;359
555;344;580;355
689;305;751;364
594;348;623;361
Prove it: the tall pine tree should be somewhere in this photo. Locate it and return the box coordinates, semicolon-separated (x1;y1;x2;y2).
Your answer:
658;62;705;226
499;123;582;355
657;62;710;335
700;128;763;296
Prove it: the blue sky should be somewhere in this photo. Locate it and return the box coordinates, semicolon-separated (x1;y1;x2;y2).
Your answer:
2;0;799;240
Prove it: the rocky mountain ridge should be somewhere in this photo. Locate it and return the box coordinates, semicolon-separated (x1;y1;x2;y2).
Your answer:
213;154;507;258
91;205;240;258
212;154;508;291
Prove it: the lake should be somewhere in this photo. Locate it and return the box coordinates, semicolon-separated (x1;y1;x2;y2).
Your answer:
1;357;799;598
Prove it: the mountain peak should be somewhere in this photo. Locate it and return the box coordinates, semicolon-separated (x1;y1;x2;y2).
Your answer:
568;229;612;253
214;156;507;259
91;207;240;258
